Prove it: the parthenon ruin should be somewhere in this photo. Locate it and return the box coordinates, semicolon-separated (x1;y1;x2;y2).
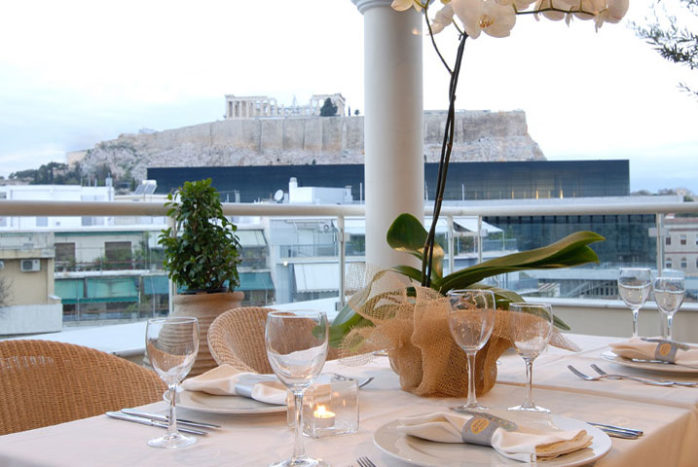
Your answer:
224;93;347;119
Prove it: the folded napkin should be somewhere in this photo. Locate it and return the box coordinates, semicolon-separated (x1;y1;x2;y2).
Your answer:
182;364;287;405
609;337;698;366
396;412;592;462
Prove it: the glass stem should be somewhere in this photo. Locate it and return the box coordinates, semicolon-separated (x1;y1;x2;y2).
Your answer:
292;389;306;461
466;351;477;406
525;358;535;408
167;384;178;437
667;314;674;341
632;307;640;338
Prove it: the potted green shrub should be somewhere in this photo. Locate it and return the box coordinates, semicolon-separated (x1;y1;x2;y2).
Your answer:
159;178;243;375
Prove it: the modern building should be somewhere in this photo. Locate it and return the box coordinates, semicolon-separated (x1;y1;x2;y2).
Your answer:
148;159;629;203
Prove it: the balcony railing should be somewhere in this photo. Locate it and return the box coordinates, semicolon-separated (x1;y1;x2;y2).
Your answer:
2;198;697;318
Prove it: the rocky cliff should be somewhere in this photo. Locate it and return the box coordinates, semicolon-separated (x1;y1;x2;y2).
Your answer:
81;110;544;182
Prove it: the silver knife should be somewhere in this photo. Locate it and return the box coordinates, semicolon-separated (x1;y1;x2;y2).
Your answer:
105;411;208;436
587;421;643;436
121;409;220;429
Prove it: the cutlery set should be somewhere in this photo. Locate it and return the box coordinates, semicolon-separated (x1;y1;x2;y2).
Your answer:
568;364;698;387
106;410;221;436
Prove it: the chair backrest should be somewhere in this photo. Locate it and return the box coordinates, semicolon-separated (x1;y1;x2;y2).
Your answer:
208;307;344;375
0;339;167;435
207;307;275;373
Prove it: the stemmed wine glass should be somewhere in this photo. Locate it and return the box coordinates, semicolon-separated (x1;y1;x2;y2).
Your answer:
447;289;496;412
265;310;329;467
145;316;199;448
654;276;686;340
617;267;652;338
508;302;553;413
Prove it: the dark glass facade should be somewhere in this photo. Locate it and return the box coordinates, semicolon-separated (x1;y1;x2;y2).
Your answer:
148;159;629;202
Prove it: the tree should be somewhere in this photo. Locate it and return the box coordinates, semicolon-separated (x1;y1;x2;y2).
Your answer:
633;0;698;98
0;276;11;307
319;97;337;117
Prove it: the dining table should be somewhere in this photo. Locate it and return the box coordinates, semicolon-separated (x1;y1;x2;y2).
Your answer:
0;333;696;466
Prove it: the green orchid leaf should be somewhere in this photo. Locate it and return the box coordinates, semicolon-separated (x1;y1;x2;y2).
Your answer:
438;231;604;292
386;213;428;253
387;213;445;280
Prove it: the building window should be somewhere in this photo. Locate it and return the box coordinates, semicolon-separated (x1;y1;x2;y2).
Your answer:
36;217;48;227
665;258;672;269
104;241;132;270
665;236;671;246
680;257;687;269
680;234;687;245
55;242;76;266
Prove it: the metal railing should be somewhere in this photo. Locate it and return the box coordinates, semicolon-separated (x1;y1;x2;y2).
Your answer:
2;198;698;307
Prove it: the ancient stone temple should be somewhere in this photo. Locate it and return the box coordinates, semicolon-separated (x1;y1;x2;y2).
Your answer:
224;93;346;119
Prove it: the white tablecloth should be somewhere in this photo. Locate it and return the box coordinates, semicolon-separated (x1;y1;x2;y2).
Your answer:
0;334;697;466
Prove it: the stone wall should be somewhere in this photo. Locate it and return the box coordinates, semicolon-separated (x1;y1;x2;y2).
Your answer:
81;110;544;182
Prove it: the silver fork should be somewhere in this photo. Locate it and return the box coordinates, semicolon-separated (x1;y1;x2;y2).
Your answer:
567;365;674;386
590;364;698;387
357;456;377;467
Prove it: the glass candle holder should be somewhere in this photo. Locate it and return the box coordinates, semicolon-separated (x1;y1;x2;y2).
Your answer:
287;373;359;438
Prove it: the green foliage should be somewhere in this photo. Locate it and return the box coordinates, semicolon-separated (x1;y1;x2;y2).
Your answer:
10;162;82;185
158;179;241;293
633;0;698;98
330;214;605;342
319;98;338;117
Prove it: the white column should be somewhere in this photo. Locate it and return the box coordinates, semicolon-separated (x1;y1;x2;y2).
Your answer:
352;0;423;270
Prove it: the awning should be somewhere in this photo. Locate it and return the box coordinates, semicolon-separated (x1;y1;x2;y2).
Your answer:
294;263;339;292
85;278;138;303
55;277;139;304
333;217;501;236
237;230;267;247
238;271;274;291
55;279;82;304
142;275;169;295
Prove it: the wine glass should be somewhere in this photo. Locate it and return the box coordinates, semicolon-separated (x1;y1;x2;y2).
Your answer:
447;289;496;412
617;267;652;338
145;316;199;448
654;276;685;340
265;310;329;467
508;302;553;413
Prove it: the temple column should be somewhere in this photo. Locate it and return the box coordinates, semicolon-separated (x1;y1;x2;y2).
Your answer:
351;0;423;270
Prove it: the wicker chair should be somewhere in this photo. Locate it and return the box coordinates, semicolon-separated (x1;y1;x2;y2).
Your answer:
0;339;167;436
208;307;275;373
207;307;344;374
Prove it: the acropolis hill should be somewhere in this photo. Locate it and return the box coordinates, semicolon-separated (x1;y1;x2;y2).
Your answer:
79;95;544;182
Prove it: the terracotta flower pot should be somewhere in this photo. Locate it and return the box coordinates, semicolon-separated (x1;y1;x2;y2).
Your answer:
171;291;244;376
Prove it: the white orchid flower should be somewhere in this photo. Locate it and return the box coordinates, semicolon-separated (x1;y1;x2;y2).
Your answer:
391;0;423;11
429;4;455;33
451;0;516;38
573;0;607;20
594;0;629;30
533;0;567;21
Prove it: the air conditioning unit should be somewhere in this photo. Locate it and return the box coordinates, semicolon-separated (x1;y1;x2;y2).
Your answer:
20;259;41;272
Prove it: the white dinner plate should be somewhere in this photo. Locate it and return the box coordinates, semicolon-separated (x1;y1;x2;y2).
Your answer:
168;390;287;415
373;415;611;467
601;351;698;375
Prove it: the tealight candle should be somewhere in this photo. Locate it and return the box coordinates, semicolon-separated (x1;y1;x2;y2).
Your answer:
312;404;336;429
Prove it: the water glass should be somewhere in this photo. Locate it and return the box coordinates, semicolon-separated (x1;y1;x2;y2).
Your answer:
508;302;553;413
447;289;496;411
266;310;329;467
654;276;685;340
145;316;199;448
618;267;652;337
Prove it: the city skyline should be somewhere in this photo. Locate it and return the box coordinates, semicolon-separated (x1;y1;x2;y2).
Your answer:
1;0;697;194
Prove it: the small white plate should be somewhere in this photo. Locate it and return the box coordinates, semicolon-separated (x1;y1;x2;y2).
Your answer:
167;390;287;415
601;351;698;375
373;415;611;467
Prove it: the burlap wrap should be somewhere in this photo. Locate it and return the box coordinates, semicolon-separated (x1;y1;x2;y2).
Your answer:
340;268;578;398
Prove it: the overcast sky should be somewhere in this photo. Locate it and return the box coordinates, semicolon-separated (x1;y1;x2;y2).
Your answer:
1;0;696;193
